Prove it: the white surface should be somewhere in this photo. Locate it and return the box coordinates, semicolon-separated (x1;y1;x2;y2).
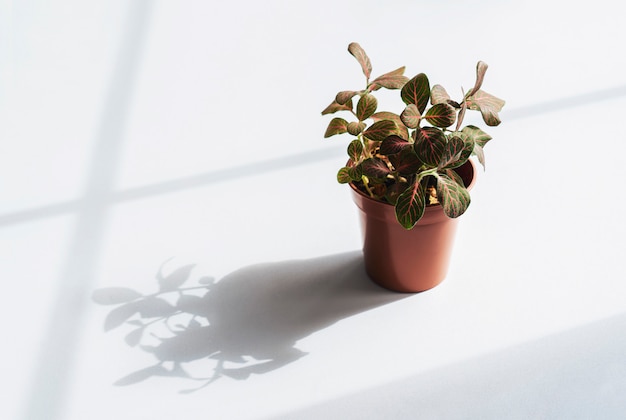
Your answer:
2;1;626;419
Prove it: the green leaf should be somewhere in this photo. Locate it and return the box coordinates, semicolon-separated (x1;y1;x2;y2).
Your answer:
324;117;349;138
424;103;456;128
371;112;409;140
434;172;471;218
369;66;408;90
348;42;372;80
363;120;397;142
356;94;378;121
371;111;401;122
389;147;422;175
430;84;451;105
415;127;447;167
321;98;353;115
347;121;366;135
453;131;475;168
438;135;466;169
401;73;430;114
380;135;411;155
395;181;426;229
361;157;390;180
461;124;492;148
466;89;505;126
336;90;360;105
400;104;421;129
347;139;364;161
337;167;351;184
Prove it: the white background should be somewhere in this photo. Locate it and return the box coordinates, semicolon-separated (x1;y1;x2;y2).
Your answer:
2;1;626;419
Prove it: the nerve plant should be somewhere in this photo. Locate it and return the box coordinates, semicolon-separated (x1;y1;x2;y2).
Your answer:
322;43;505;229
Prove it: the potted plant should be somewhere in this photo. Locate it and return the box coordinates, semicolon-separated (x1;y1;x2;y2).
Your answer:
322;42;505;292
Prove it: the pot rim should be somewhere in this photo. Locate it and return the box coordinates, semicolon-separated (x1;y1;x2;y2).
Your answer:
349;158;478;223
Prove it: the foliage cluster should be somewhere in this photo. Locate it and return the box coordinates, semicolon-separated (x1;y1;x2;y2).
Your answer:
322;43;505;229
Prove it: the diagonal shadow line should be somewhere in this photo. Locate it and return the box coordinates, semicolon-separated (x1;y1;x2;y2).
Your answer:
505;84;626;120
2;84;626;228
0;145;344;227
18;2;155;420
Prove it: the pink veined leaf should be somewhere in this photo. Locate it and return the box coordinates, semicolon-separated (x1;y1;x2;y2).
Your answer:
363;120;396;142
415;127;446;167
336;90;360;105
434;172;471;218
467;61;488;97
430;84;451;105
321;99;353;115
356;94;378;121
369;66;409;90
394;181;426;229
380;135;411;155
361;158;391;179
424;103;456;128
438;136;466;169
348;42;372;80
401;73;430;114
400;104;421;129
389;148;421;175
324;117;349;138
466;89;505;126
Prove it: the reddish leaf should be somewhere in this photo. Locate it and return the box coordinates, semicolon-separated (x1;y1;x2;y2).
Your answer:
321;99;353;115
466;89;505;126
430;84;451;105
324;117;349;138
369;66;408;89
467;61;488;97
371;111;409;139
389;148;422;175
363;120;396;142
336;90;360;105
400;104;421;129
415;127;446;167
380;135;411;155
361;158;391;179
348;42;372;80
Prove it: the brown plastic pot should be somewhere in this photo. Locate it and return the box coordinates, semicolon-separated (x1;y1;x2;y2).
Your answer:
350;159;477;293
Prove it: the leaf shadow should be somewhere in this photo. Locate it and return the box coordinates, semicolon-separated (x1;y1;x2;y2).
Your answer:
93;251;407;392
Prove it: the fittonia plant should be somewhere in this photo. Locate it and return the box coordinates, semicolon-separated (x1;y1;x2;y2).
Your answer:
322;42;505;229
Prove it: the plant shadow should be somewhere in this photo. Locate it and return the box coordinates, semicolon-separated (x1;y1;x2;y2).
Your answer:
93;251;407;392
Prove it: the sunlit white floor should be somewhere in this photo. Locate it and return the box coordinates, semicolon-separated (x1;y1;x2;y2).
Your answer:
2;1;626;419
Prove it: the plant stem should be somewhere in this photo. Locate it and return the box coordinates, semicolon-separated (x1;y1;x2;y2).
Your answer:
361;175;375;198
